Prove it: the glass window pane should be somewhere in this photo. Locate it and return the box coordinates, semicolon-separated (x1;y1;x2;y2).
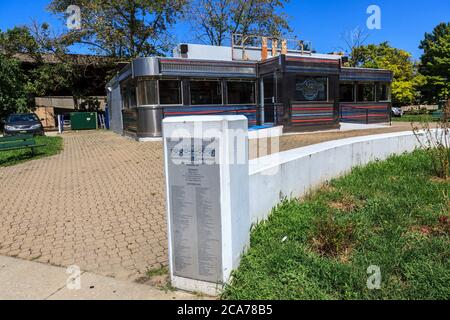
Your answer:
357;83;375;102
122;87;129;109
263;76;275;104
137;80;157;105
227;81;255;104
339;83;355;102
295;77;328;101
7;114;38;122
190;81;222;105
129;85;137;108
159;80;182;105
377;83;389;101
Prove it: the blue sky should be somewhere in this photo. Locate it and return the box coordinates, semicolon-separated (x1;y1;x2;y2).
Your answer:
0;0;449;60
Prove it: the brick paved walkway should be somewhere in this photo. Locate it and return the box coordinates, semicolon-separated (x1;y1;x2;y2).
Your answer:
0;131;167;281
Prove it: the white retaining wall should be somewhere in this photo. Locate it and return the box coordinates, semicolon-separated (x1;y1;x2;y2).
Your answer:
248;131;428;224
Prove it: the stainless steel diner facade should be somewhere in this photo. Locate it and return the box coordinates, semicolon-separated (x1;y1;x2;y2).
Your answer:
106;43;393;139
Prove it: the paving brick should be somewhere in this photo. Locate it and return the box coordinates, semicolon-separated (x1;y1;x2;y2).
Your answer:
0;131;168;281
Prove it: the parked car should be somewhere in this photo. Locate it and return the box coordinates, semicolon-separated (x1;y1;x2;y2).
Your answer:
3;113;45;136
391;107;404;117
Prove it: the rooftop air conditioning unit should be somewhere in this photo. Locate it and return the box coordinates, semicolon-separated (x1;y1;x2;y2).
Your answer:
179;44;188;58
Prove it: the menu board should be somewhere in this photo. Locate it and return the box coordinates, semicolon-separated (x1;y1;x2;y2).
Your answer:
167;138;222;283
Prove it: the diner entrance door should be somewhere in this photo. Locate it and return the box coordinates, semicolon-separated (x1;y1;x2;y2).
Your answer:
261;75;276;124
260;73;281;125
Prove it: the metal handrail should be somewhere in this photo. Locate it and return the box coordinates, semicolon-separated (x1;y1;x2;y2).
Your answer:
231;33;312;61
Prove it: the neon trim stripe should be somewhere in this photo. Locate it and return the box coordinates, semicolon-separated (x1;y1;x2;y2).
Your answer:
292;108;334;111
292;118;335;123
293;114;334;117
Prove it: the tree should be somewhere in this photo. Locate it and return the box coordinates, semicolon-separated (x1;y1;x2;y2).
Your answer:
419;22;450;102
0;54;28;121
48;0;186;58
0;26;41;61
350;42;423;106
0;25;116;112
340;26;370;67
0;26;76;97
185;0;292;46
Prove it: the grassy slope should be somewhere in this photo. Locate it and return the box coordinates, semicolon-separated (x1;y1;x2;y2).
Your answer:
223;150;449;300
0;136;63;167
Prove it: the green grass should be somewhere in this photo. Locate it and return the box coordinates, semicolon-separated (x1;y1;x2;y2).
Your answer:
223;150;449;300
392;114;434;122
0;135;63;167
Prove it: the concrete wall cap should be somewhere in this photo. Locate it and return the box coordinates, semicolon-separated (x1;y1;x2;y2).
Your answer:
162;115;247;123
249;130;435;175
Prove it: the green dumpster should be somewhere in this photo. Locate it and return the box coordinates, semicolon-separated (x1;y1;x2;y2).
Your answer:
432;100;449;121
70;112;98;130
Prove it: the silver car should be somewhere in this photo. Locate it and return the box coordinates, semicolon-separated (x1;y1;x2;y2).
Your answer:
391;107;404;117
3;113;45;136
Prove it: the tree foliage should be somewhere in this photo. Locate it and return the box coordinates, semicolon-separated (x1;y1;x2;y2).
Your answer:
0;26;77;97
419;22;450;102
48;0;186;58
0;24;117;117
186;0;292;46
0;54;28;120
0;26;41;60
351;42;424;106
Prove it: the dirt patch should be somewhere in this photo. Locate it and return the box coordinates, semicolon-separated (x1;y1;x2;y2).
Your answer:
328;194;364;213
319;183;336;194
438;215;450;236
410;215;450;237
310;215;355;261
135;276;151;284
338;246;354;264
135;265;171;289
389;176;400;182
410;226;434;236
147;274;171;287
430;176;450;184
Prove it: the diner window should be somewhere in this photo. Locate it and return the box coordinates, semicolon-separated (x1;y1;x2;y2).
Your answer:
159;80;182;105
190;80;222;105
227;81;255;104
122;87;129;109
377;83;390;101
339;83;355;102
357;83;375;102
294;76;328;102
129;85;137;108
137;80;157;105
121;83;137;109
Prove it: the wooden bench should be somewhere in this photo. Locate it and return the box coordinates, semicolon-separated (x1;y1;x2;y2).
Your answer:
0;134;45;156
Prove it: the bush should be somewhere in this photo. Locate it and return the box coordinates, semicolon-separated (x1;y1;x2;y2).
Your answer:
412;100;450;180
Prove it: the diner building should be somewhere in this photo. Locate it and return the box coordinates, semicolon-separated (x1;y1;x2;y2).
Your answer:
106;37;393;139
